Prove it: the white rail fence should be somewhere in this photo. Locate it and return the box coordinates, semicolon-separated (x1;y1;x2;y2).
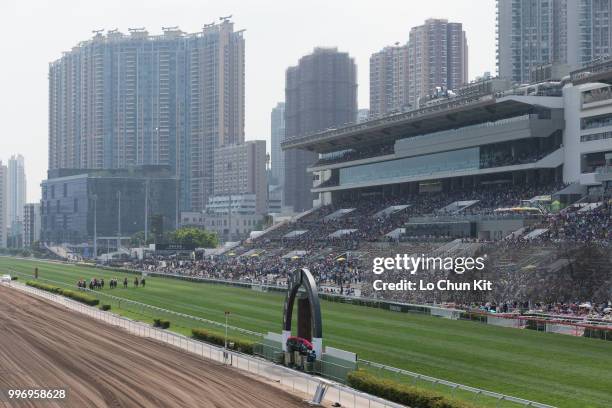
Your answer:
358;360;556;408
4;271;559;407
3;280;403;408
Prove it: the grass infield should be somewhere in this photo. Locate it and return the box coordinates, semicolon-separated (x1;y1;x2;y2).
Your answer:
1;257;610;407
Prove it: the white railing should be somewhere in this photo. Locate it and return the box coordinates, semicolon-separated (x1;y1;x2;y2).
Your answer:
4;276;565;407
4;281;403;408
358;360;557;408
6;277;562;407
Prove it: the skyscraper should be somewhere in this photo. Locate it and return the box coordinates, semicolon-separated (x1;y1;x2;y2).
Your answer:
48;21;245;211
283;47;357;212
369;44;410;116
497;0;564;84
0;162;7;248
270;102;286;186
407;19;468;107
497;0;612;83
568;0;612;66
7;154;26;228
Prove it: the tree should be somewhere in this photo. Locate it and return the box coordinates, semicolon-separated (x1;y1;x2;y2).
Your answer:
169;227;219;248
130;231;155;247
130;231;146;247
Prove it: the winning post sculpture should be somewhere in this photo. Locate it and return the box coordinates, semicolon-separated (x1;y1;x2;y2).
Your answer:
282;268;323;359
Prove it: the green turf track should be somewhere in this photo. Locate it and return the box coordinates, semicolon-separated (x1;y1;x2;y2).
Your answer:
1;257;610;408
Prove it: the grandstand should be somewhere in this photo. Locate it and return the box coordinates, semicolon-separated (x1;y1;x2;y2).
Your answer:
100;68;612;315
269;69;612;304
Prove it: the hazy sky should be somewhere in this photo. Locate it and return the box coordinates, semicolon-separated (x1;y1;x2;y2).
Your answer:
0;0;496;202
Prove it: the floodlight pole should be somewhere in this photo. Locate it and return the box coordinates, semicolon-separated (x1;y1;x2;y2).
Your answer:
175;177;179;230
224;311;230;350
144;180;149;245
117;190;122;251
228;194;233;242
92;194;98;260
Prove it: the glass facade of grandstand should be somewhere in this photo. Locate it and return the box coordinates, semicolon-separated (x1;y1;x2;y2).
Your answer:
581;112;612;130
335;135;562;188
340;148;480;185
582;85;612;105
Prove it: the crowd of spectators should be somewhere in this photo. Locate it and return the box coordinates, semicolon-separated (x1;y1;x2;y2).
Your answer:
479;143;560;170
527;301;612;320
450;182;564;215
123;249;610;323
123;252;365;295
252;181;562;251
111;181;612;324
545;201;611;243
459;300;612;321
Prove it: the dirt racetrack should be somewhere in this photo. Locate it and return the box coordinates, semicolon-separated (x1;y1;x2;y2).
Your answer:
0;285;307;408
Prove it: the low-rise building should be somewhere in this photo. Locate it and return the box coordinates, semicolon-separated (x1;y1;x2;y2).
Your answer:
41;166;177;245
213;140;267;215
23;203;41;247
180;211;205;227
7;221;23;248
204;194;263;242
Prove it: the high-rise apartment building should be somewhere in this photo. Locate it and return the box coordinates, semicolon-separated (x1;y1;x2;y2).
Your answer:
497;0;565;84
23;203;41;247
270;102;286;186
568;0;612;66
212;140;268;215
369;44;410;116
407;19;468;108
283;47;357;212
0;162;7;248
497;0;612;83
7;154;26;228
48;21;245;211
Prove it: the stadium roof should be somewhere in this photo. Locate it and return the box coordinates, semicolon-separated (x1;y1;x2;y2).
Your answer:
571;58;612;85
281;96;540;154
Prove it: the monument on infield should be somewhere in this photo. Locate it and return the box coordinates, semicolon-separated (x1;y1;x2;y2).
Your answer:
282;268;323;359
